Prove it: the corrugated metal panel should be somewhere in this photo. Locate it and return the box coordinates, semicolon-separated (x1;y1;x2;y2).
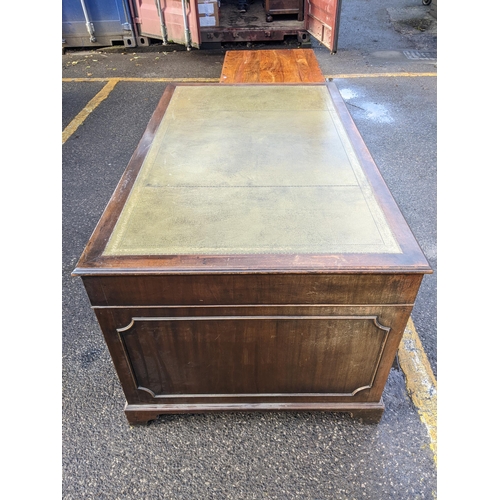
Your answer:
62;0;136;48
133;0;201;49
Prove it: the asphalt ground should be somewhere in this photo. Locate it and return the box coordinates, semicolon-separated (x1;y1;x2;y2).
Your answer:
62;0;438;498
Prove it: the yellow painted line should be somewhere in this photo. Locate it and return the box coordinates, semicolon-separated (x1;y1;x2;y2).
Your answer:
325;72;437;79
62;73;436;85
62;77;220;83
398;317;437;464
62;78;120;144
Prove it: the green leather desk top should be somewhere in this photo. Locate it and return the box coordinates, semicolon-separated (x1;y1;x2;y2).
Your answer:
103;85;401;257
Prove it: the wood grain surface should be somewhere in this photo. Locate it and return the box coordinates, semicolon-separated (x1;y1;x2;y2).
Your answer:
220;49;325;83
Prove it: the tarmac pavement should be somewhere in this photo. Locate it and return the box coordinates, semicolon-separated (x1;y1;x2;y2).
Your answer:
61;0;437;498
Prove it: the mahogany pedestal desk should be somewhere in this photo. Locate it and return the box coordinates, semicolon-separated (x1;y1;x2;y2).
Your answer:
73;82;431;425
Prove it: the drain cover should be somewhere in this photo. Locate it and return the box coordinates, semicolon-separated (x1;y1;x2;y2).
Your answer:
403;50;437;60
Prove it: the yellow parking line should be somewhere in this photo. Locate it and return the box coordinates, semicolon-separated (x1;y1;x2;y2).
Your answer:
62;77;220;83
62;73;436;85
62;78;119;144
398;317;437;464
325;72;436;79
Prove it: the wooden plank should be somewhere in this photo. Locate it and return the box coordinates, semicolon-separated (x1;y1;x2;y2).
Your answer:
220;49;325;83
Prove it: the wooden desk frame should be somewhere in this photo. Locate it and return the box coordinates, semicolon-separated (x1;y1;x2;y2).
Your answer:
73;82;431;425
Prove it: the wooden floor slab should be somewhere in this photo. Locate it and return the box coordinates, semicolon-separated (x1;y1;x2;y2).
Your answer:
219;49;325;84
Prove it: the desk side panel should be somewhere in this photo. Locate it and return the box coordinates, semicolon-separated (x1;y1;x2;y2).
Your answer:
82;273;424;307
93;304;412;407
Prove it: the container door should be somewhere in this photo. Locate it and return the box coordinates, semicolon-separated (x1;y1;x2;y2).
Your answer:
62;0;136;48
132;0;201;49
305;0;342;53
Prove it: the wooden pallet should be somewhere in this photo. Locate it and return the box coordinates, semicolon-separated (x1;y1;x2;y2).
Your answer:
219;49;325;84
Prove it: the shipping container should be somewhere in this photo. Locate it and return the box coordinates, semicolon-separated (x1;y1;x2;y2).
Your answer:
130;0;342;53
63;0;137;48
